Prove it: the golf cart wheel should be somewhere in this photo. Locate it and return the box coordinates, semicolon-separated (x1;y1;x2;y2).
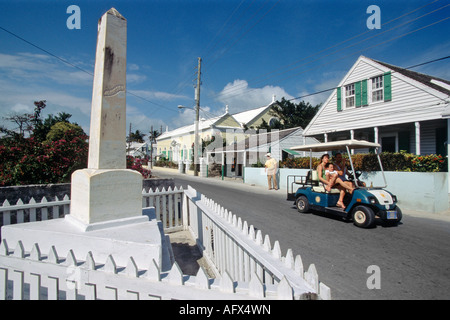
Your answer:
352;206;375;228
296;195;310;213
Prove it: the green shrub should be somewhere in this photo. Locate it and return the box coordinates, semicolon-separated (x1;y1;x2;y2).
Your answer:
280;152;447;172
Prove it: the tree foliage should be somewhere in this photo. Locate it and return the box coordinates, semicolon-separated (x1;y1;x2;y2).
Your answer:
266;97;320;130
1;101;152;186
0;101;88;186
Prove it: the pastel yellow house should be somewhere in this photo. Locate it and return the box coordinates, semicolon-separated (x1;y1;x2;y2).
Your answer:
156;98;278;163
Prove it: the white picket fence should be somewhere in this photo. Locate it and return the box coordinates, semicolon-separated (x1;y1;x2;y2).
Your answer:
0;240;300;300
0;185;331;300
0;188;178;230
142;187;183;233
0;196;70;227
182;186;330;300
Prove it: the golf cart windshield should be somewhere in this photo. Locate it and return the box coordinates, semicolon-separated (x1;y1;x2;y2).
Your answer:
290;139;387;189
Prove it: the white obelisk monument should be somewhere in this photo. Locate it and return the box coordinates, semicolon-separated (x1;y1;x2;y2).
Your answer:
69;7;142;226
1;8;165;270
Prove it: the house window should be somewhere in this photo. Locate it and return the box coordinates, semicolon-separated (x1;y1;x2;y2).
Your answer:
345;84;355;108
372;75;384;102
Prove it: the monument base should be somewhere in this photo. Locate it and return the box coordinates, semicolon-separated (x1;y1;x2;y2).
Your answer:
70;168;143;225
0;208;172;272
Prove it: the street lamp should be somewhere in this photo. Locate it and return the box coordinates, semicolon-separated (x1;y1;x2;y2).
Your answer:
178;105;200;176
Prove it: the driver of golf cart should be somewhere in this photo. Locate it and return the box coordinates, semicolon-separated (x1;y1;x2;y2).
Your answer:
334;153;366;188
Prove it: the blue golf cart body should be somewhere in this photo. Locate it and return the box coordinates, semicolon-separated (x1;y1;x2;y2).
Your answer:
286;140;402;228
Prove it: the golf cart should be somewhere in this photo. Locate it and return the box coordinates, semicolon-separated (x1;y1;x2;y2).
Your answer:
286;140;402;228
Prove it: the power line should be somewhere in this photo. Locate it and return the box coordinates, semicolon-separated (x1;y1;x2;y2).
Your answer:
287;55;450;103
215;14;450;103
0;25;178;114
214;0;448;99
0;26;94;77
203;0;281;72
201;0;248;60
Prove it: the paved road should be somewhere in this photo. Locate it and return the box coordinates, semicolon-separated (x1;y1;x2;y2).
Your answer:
152;167;450;300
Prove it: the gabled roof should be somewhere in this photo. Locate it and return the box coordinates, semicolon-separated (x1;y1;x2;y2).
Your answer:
157;100;276;141
233;104;273;126
372;58;450;96
156;113;239;140
303;55;450;135
210;127;304;152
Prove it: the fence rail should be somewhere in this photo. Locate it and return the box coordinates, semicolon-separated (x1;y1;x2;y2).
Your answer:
0;184;331;300
0;240;299;300
0;196;70;227
183;186;330;300
142;187;183;232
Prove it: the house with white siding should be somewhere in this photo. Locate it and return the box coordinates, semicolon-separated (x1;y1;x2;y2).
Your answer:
156;97;279;163
303;55;450;156
207;127;320;178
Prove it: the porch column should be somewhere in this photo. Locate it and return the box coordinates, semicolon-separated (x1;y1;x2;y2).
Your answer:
303;136;306;157
324;133;328;143
350;130;355;154
374;127;379;144
415;121;421;155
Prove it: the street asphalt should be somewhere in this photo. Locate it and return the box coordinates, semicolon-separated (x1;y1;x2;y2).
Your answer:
152;166;450;300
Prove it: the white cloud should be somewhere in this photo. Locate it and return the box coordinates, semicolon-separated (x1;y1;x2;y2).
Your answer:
216;79;294;114
126;103;168;138
0;52;93;86
128;63;140;71
128;89;188;101
11;103;33;113
127;73;147;84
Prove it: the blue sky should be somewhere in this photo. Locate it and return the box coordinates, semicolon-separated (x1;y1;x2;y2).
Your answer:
0;0;449;138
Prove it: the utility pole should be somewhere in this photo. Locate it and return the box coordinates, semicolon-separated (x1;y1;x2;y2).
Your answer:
194;57;202;176
127;122;132;154
150;125;154;169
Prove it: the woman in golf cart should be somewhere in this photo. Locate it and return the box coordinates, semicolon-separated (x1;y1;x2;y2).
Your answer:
317;154;354;209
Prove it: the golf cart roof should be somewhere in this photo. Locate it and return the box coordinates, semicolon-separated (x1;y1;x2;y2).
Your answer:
291;139;380;152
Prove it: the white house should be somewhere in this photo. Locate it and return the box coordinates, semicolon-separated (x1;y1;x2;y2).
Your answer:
303;55;450;156
156;98;279;163
207;127;320;178
126;141;150;158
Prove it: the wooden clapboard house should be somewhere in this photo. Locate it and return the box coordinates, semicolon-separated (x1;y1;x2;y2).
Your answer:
303;55;450;156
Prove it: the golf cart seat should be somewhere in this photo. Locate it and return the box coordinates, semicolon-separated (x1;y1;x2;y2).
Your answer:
310;170;340;194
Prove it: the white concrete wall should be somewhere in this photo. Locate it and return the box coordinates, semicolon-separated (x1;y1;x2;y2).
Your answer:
244;168;449;214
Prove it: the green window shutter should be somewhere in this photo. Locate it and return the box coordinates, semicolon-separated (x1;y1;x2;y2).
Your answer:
384;72;392;101
355;81;362;107
362;79;368;106
337;87;342;111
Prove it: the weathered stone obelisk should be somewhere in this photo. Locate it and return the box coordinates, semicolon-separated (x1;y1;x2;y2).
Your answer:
70;8;142;226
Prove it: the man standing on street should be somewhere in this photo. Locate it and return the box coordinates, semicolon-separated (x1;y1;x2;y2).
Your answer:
264;153;278;190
